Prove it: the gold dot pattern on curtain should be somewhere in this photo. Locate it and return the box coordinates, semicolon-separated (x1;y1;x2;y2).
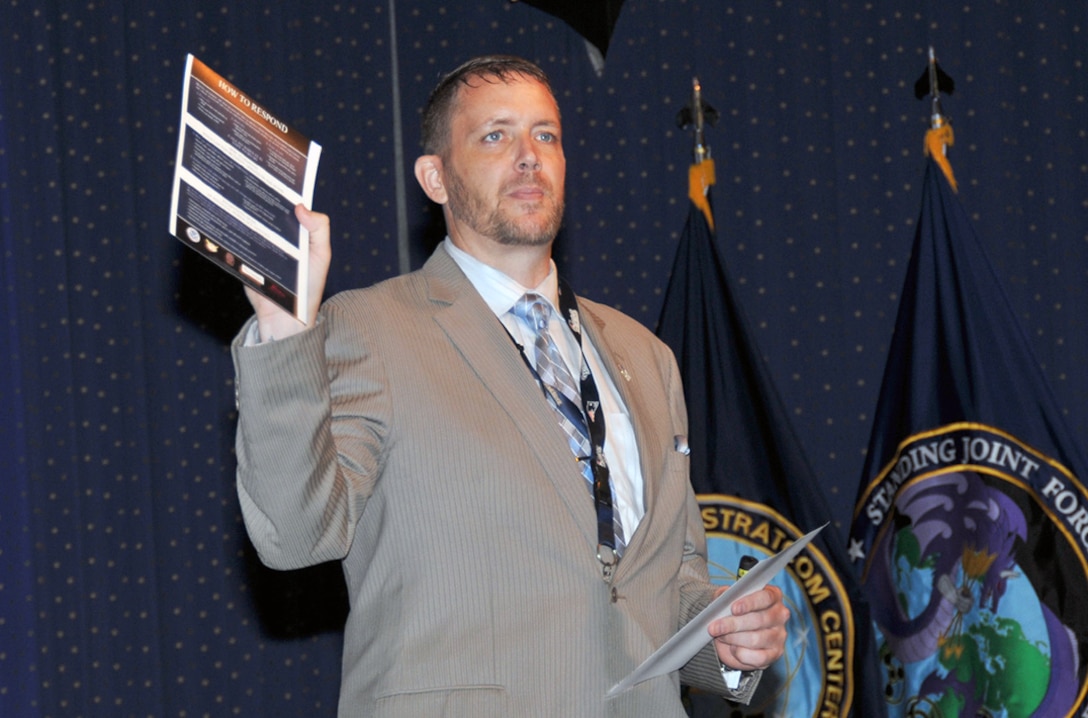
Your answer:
1;1;1085;715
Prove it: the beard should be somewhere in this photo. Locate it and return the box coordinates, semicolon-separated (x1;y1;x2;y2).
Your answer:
444;165;565;247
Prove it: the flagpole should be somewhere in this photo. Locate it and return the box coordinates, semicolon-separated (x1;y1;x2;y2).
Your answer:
677;77;717;227
689;78;711;165
916;46;958;191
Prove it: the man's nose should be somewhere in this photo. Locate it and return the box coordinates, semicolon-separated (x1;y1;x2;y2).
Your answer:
516;140;541;171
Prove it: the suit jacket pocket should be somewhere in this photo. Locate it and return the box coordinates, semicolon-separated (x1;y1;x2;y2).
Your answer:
373;684;508;718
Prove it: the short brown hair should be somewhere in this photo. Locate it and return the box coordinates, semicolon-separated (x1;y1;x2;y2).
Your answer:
420;55;555;156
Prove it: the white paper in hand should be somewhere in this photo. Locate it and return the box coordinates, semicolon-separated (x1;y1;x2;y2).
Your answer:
606;523;827;698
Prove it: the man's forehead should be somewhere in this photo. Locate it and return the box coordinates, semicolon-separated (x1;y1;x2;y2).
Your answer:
453;75;560;122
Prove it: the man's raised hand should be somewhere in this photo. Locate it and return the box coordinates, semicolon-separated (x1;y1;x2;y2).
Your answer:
245;204;331;342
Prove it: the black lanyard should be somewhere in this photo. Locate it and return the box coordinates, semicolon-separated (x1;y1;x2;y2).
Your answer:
510;279;620;580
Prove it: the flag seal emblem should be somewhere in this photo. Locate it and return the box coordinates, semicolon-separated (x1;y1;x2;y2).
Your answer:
699;495;856;717
852;422;1088;715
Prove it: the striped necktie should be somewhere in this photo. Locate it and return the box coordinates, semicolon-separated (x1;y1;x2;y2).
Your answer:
512;293;591;463
512;293;625;556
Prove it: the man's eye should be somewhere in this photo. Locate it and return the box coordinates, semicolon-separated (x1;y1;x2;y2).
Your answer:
537;132;557;143
484;131;502;142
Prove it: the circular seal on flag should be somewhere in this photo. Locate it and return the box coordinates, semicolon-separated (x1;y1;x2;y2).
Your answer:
697;495;856;717
852;423;1088;715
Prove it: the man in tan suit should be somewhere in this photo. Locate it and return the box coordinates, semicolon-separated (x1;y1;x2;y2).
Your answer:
232;55;788;717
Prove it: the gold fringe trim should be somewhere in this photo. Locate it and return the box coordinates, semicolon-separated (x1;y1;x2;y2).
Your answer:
688;159;716;230
925;125;958;192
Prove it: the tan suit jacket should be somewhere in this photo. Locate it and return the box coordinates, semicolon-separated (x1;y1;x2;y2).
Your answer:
232;245;749;716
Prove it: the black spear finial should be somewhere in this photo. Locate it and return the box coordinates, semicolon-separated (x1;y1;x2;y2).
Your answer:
676;77;719;164
914;46;956;129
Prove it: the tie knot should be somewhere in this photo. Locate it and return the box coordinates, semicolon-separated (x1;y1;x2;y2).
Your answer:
513;293;552;332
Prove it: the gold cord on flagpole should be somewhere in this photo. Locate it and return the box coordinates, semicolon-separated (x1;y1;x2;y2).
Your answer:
917;47;958;192
689;159;716;230
925;122;957;192
677;77;719;228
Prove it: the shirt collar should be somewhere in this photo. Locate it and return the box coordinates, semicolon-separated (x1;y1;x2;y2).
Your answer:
443;237;560;317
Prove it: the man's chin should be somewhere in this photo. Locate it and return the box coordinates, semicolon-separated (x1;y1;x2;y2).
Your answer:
494;215;562;247
496;231;555;248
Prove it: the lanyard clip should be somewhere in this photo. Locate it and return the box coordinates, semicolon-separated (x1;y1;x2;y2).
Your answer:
597;545;619;582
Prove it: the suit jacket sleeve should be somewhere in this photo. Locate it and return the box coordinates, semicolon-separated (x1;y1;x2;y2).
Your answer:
674;485;761;703
656;333;761;704
231;299;388;570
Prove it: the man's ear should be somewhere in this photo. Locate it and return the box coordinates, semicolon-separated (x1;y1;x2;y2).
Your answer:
414;155;448;205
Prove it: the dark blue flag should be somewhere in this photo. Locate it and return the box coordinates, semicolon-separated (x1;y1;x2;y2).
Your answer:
850;158;1088;716
658;160;886;718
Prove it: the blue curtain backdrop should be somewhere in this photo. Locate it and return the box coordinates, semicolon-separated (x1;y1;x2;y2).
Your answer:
1;2;1085;715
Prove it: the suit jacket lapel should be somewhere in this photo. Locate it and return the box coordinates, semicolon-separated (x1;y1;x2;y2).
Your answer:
421;247;602;551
